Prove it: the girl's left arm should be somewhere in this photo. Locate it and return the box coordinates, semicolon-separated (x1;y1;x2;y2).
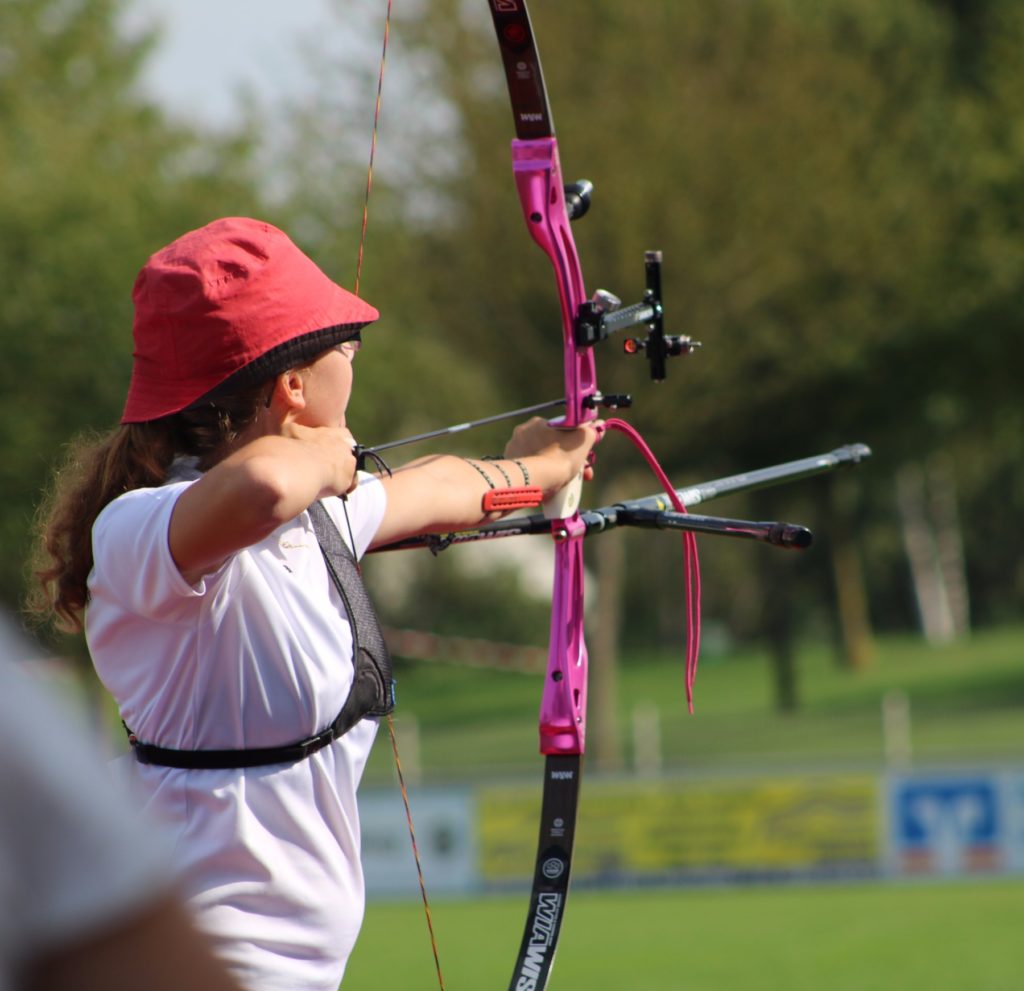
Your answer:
370;418;600;549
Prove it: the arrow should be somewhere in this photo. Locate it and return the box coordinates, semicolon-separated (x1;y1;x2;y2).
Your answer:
354;392;631;469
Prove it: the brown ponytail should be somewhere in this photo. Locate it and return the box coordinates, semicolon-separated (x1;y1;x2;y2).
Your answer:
29;382;268;633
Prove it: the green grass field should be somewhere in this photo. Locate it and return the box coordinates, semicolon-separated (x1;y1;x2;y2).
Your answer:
345;627;1024;988
362;625;1024;784
83;624;1024;987
347;879;1023;989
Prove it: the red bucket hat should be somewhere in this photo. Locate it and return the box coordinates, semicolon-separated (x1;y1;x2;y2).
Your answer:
121;217;379;423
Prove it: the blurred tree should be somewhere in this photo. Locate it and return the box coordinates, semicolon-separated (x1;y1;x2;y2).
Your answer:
0;0;265;621
23;0;1011;713
340;0;1023;718
280;0;1024;682
263;1;505;453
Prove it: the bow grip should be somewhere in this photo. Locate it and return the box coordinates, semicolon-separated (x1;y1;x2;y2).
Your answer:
542;420;605;520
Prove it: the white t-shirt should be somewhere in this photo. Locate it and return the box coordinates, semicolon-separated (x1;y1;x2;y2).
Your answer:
0;659;171;991
85;464;387;991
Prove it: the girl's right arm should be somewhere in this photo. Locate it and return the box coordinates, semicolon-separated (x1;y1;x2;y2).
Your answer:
167;426;358;585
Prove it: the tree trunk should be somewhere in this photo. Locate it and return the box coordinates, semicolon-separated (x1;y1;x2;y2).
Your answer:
588;508;626;772
760;551;799;713
896;463;956;643
829;475;875;670
927;454;970;637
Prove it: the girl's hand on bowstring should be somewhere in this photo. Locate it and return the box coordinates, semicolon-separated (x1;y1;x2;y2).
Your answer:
280;422;361;497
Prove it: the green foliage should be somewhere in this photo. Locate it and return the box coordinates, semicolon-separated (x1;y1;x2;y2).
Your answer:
312;0;1024;641
658;627;1024;768
355;0;1019;451
0;0;266;610
5;0;1024;649
370;546;552;645
363;624;1024;784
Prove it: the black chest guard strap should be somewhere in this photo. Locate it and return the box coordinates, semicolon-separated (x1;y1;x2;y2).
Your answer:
126;500;395;770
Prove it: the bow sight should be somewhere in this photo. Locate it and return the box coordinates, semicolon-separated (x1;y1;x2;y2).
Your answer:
566;184;699;382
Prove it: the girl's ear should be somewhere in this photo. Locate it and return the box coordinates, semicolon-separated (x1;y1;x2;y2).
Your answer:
268;369;308;415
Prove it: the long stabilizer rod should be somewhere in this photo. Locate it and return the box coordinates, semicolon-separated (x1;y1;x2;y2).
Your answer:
371;443;870;554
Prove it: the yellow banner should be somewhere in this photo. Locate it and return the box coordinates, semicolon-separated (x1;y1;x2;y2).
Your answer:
480;774;879;882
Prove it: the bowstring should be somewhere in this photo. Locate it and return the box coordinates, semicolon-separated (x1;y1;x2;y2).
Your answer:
344;499;446;990
354;0;393;296
353;6;447;989
387;714;447;990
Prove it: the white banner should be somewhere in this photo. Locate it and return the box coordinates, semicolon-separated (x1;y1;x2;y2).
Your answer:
358;786;478;898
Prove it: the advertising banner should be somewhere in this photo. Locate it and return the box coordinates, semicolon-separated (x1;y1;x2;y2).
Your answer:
480;773;880;886
359;786;477;897
887;770;1024;876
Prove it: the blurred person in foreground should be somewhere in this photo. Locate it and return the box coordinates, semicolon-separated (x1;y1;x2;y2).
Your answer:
0;656;242;991
29;217;599;990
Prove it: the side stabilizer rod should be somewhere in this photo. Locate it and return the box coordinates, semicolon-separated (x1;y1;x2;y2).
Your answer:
612;507;812;548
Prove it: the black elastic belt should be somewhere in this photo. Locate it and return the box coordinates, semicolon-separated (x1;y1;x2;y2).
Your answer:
123;499;395;770
128;717;346;770
123;667;394;770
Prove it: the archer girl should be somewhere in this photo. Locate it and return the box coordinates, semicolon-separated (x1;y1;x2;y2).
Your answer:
32;216;599;990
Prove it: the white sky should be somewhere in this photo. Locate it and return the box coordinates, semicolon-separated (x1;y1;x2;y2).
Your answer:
119;2;440;213
121;0;341;128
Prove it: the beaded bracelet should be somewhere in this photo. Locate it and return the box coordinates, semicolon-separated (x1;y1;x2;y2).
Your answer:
512;459;531;485
464;458;496;489
466;458;544;512
481;456;513;487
